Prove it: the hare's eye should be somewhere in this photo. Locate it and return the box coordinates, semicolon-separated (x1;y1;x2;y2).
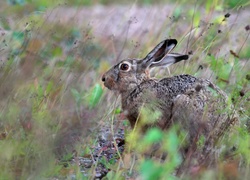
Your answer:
119;63;130;71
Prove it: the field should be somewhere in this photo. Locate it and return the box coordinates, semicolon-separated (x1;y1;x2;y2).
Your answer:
0;0;250;179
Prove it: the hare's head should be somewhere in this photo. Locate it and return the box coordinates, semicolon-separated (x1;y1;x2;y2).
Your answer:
102;39;189;93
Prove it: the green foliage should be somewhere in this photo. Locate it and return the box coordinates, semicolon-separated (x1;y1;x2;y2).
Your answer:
0;0;249;179
71;83;103;108
138;126;183;179
52;46;63;57
87;83;103;108
188;9;201;27
5;0;250;8
12;31;24;42
207;55;233;87
162;127;183;173
140;159;164;180
226;0;250;8
143;128;163;144
237;128;250;163
197;135;206;149
140;107;162;125
173;7;182;21
0;3;103;178
114;108;122;114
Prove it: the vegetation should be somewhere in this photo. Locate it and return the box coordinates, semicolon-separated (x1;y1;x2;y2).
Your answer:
0;0;249;179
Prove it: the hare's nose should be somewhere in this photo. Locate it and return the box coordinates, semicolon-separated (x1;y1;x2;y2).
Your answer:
101;75;106;82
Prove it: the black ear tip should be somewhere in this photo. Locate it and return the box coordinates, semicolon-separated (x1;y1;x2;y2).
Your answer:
183;55;189;60
167;39;178;46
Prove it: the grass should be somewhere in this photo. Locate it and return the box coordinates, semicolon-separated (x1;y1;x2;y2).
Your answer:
0;0;250;179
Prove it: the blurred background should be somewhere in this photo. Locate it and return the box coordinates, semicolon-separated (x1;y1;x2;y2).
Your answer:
0;0;249;179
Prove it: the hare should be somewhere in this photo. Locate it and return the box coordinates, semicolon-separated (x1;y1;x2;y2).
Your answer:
102;39;237;164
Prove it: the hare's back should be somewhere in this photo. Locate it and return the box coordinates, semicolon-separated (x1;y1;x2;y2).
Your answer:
159;74;197;94
125;74;198;112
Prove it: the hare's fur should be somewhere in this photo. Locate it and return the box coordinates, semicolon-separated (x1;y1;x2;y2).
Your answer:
102;39;237;165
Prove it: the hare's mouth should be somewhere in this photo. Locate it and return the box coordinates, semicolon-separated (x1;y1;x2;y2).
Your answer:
103;79;116;90
104;83;112;90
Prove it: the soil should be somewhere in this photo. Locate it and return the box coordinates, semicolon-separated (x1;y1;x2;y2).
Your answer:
65;122;126;179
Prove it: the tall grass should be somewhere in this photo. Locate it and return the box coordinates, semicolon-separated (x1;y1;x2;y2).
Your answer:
0;0;249;179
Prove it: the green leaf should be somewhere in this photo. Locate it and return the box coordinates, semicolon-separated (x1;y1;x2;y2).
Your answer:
114;108;121;114
173;7;181;20
143;128;163;144
12;31;24;42
52;46;63;57
140;160;163;180
88;83;103;108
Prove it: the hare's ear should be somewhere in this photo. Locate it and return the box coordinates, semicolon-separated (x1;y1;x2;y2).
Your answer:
141;39;188;69
149;53;189;68
142;39;177;68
